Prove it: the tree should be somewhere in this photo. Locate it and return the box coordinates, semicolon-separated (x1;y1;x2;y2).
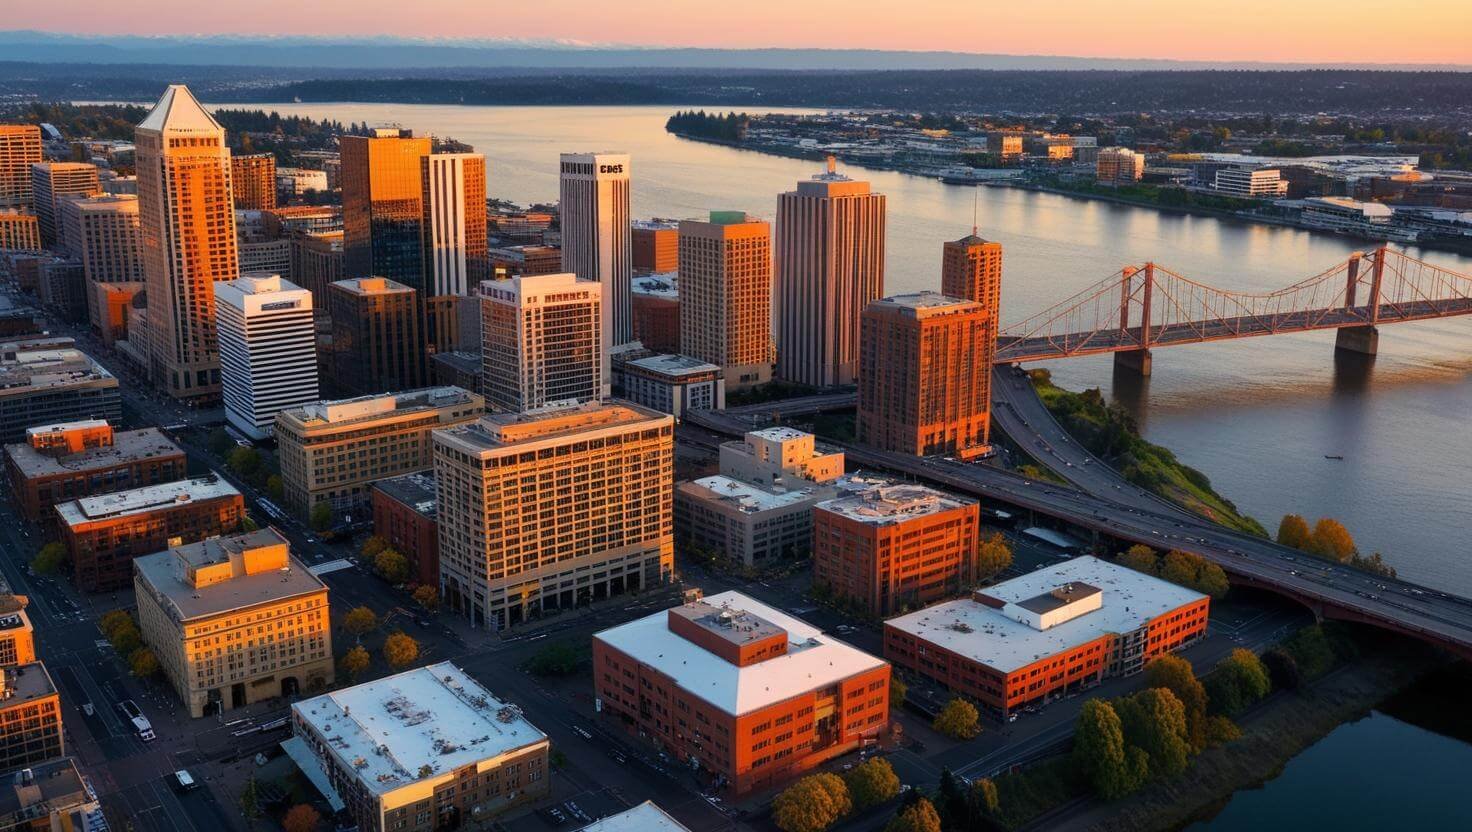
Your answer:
1307;517;1356;563
1206;648;1271;716
975;533;1013;582
1074;699;1137;799
970;777;1000;817
99;610;132;638
1205;714;1242;747
360;535;390;558
932;698;981;740
266;474;284;501
1144;655;1208;751
1116;688;1192;781
342;606;378;639
935;769;968;830
309;501;333;532
889;676;908;709
382;632;419;669
844;757;900;811
282;805;320;832
339;645;371;681
1276;514;1311;550
772;772;851;832
208;428;235;456
1117;544;1158;574
412;585;439;611
374;549;410;584
239;776;261;823
111;624;142;656
128;647;159;677
227;446;261;477
30;542;67;575
526;642;587;677
884;797;941;832
1262;647;1303;691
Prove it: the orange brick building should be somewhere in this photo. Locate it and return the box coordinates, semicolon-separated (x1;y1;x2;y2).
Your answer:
55;476;245;592
0;601;36;668
4;420;186;525
632;221;678;273
594;592;889;796
369;474;439;587
0;662;64;771
813;481;979;617
884;556;1210;717
857;292;992;460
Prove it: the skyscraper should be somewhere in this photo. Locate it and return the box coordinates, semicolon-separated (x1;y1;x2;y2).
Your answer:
678;211;773;390
421;153;489;354
340;128;432;289
214;274;319;440
0;125;42;208
230;153;278;210
58;195;142;283
327;277;424;395
941;233;1003;311
479;273;602;413
775;158;885;388
31;162;101;246
857;292;992;460
135;85;239;401
559;153;632;359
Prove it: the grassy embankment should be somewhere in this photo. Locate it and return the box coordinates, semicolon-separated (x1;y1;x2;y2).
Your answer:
1029;370;1267;537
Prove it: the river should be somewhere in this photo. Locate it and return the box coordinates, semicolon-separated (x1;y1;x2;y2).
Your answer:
252;102;1472;596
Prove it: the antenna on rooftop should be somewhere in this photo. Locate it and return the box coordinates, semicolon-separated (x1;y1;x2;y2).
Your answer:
972;189;979;237
826;154;837;175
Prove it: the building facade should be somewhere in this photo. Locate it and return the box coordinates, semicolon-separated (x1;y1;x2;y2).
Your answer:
421;153;488;353
29;163;101;247
327;277;424;396
4;421;186;525
813;481;979;617
479;273;603;413
341;129;432;296
621;354;725;419
58;195;143;284
593;592;889;795
775;160;885;387
434;402;673;630
1214;167;1288;198
675;476;834;568
717;427;845;488
630;273;679;354
89;281;145;347
135;85;240;402
0;126;42;208
678;212;773;390
370;473;440;587
230;153;278;210
1096;147;1146;185
940;233;1002;312
631;220;678;273
0;663;63;772
0;338;120;445
215;274;319;440
559;153;633;355
0;603;36;669
0;211;40;252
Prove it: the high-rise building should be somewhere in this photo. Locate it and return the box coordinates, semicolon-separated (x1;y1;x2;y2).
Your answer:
58;195;143;284
631;220;678;272
678;211;773;390
1095;147;1146;185
941;233;1002;311
593;592;889;795
237;238;291;280
421;153;488;354
274;387;483;521
630;273;679;353
479;273;603;413
434;401;673;630
135;528;333;717
290;230;343;320
135;85;240;402
341;128;431;289
775;159;885;387
559;153;632;358
0;210;41;252
4;420;186;525
230;153;277;210
215;274;319;440
327;277;423;396
30;163;101;247
0;126;42;208
813;480;979;617
857;292;992;460
0;337;120;444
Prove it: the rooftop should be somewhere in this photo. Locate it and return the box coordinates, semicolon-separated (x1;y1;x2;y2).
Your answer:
372;473;437;518
594;591;887;716
55;476;239;528
5;427;182;479
868;292;980;317
0;757;92;825
631;273;678;299
285;387;478;428
0;662;57;707
430;351;481;376
576;802;690;832
684;475;826;513
817;482;973;525
0;340;114;396
134;528;325;621
885;556;1207;674
137;84;222;135
440;401;669;454
330;277;415;297
632;219;679;231
627;354;722;379
748;427;810;443
292;662;547;796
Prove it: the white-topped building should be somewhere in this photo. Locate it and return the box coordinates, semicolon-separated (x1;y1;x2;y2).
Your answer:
560;153;632;364
718;426;845;487
621;353;724;418
576;802;690;832
291;661;549;832
214;274;318;439
479;273;604;413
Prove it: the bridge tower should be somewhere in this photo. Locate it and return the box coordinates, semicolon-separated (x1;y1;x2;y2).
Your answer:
1335;247;1386;357
1114;262;1154;376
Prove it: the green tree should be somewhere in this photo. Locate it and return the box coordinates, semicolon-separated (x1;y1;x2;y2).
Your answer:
239;776;261;823
975;533;1013;582
31;542;67;575
128;647;159;677
227;446;261;477
1117;688;1192;781
1205;714;1242;746
844;757;900;811
342;606;378;639
932;698;981;740
1206;648;1272;716
889;675;908;709
1307;517;1356;563
99;610;133;638
111;623;142;656
1144;654;1208;751
339;645;371;681
1276;514;1311;550
266;474;283;501
970;777;1000;817
207;428;234;456
309;501;333;532
412;585;439;611
772;772;851;832
374;549;410;584
1117;544;1158;574
1073;699;1137;799
526;642;587;677
382;632;419;669
360;535;390;558
1262;647;1303;691
884;798;941;832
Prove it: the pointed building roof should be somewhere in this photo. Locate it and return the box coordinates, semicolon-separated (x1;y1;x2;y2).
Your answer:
137;85;223;135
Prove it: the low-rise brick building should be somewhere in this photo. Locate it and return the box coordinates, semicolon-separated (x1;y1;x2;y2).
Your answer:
4;420;186;525
0;662;63;772
370;474;439;587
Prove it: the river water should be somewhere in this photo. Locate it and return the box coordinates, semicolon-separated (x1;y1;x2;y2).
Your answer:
256;103;1472;596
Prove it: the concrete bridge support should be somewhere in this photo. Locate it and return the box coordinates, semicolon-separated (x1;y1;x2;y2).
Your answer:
1114;348;1153;376
1335;325;1379;357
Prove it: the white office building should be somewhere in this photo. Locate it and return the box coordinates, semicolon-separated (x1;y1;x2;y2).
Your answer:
479;273;604;413
214;274;318;439
621;353;725;419
1213;167;1289;198
559;153;632;363
422;152;486;297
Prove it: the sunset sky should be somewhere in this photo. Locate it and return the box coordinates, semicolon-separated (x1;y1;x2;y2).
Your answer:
11;0;1472;65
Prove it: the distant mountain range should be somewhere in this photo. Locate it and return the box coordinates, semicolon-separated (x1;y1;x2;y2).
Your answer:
3;30;1468;72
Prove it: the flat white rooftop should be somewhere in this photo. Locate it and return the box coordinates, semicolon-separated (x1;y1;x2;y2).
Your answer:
631;273;677;299
627;354;721;378
55;476;239;527
817;482;972;525
577;802;689;832
886;556;1206;674
686;475;823;513
292;662;547;797
748;426;810;442
594;591;886;717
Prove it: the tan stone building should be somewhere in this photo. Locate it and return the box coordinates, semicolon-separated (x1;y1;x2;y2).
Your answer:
0;210;40;252
58;195;143;286
275;386;484;522
0;662;63;772
134;528;333;717
0;126;42;207
434;401;673;631
678;211;773;390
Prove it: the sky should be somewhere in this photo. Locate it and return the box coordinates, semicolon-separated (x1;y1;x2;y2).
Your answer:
11;0;1472;65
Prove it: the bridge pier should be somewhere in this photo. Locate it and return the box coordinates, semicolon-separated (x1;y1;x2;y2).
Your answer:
1113;348;1153;377
1335;325;1379;357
